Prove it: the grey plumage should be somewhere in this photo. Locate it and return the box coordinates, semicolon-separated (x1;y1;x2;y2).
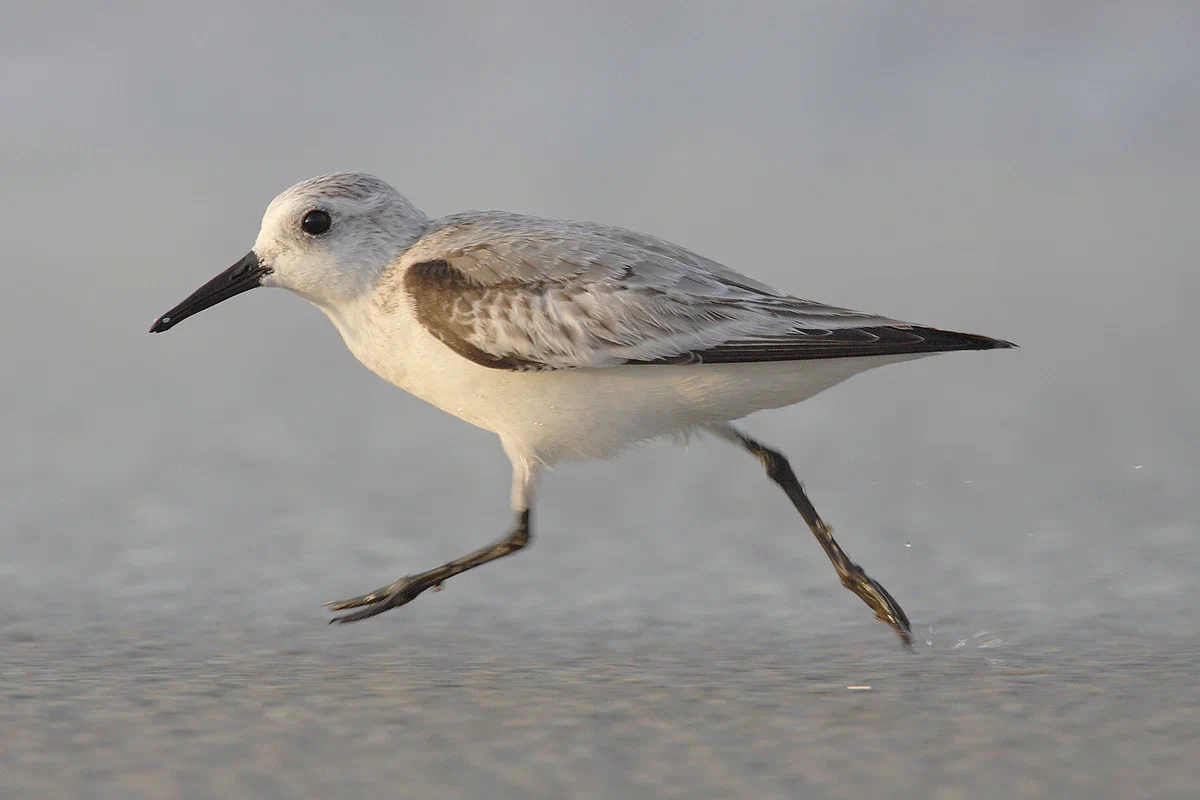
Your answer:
387;210;1012;371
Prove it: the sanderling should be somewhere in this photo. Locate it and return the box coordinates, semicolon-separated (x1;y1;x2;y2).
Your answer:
150;172;1014;647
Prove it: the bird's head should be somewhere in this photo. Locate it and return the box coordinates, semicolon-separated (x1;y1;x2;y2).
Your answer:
150;172;428;332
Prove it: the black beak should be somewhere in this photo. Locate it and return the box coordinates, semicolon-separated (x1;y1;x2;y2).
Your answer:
149;251;270;333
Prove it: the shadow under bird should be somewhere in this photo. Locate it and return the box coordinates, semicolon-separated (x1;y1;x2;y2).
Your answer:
150;172;1014;647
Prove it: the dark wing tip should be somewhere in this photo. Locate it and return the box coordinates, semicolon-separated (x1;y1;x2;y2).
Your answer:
923;328;1017;352
878;326;1018;356
636;325;1018;366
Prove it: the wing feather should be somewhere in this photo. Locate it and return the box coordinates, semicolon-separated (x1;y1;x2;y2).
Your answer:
393;212;1012;371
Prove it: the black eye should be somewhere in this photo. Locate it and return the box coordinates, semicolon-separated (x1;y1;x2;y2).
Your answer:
301;209;332;236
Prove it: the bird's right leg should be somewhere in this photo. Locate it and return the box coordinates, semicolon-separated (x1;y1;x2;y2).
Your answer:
706;423;914;648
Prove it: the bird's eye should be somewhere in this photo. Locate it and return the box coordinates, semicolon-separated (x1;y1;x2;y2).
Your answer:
301;209;332;236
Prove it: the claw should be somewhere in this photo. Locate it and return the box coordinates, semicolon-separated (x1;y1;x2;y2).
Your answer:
324;581;404;611
838;563;913;649
325;575;432;623
328;603;394;625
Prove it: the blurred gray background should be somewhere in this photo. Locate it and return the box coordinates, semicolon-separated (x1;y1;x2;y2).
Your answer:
2;2;1198;798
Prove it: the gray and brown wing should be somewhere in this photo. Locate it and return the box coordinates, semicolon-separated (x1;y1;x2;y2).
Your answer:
395;213;1013;371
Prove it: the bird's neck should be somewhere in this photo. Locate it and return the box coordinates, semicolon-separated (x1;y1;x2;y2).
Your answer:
316;292;416;391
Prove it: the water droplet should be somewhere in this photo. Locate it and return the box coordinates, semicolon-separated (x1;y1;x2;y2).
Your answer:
925;640;933;646
954;639;967;649
964;479;972;484
905;542;912;548
1133;464;1144;470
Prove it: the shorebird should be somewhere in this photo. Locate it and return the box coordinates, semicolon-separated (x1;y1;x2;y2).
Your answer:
150;172;1014;646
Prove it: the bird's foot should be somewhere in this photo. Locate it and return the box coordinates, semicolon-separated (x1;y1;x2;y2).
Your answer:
840;565;913;649
324;574;436;624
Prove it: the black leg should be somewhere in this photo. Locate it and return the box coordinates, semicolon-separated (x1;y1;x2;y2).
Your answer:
714;425;913;647
325;509;532;624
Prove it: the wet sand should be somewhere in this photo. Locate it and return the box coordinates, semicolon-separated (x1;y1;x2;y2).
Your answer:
3;607;1197;799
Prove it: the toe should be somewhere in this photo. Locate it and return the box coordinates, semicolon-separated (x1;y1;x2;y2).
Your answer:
323;581;405;611
324;576;430;623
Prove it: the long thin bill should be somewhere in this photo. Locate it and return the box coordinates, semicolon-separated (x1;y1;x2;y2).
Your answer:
149;251;268;333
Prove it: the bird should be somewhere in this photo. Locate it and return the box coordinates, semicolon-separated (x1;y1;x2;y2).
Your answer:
150;172;1014;647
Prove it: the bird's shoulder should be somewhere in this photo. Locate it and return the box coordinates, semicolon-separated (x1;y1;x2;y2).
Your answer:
380;210;789;298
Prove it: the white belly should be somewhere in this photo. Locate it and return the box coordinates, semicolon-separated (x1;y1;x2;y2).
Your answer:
455;356;917;462
327;296;921;463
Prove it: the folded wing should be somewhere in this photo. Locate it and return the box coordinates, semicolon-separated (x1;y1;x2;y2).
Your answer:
392;212;1012;371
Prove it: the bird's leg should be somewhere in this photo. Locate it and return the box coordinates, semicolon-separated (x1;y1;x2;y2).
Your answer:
326;457;538;625
707;423;913;648
325;509;531;623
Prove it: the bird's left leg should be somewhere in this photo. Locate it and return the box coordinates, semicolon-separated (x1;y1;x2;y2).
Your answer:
326;456;538;624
